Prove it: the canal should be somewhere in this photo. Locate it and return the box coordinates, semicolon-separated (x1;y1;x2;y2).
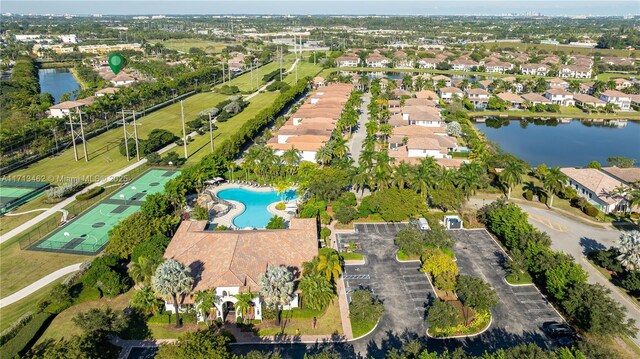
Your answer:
475;118;640;167
39;68;81;104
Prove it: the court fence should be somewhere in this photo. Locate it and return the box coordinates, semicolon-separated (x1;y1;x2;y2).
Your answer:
17;186;119;251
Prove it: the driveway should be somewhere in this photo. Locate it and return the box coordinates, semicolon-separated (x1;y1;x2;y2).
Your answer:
347;93;371;163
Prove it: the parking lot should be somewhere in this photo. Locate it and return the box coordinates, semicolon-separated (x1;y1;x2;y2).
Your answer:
452;229;564;347
337;223;434;337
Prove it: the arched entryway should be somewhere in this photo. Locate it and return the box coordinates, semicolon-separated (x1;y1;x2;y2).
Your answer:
222;301;236;322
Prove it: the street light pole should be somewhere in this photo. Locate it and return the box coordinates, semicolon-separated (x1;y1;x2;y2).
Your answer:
209;112;215;153
181;100;188;159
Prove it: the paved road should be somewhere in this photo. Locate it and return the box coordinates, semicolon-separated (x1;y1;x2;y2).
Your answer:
468;198;640;347
348;92;371;163
0;263;82;308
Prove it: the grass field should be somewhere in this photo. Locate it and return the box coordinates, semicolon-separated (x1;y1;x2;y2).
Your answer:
478;41;635;57
0;194;50;236
0;281;60;332
151;39;232;54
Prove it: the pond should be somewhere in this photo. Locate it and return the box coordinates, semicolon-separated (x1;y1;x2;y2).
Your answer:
39;68;81;103
474;118;640;167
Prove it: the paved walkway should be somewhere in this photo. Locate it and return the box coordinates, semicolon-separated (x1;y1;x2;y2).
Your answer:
0;263;82;308
347;93;371;163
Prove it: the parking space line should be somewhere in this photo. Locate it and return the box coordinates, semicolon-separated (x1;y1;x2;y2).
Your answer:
526;308;550;313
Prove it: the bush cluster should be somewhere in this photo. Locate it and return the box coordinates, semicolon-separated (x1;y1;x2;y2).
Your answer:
76;186;104;201
0;312;51;359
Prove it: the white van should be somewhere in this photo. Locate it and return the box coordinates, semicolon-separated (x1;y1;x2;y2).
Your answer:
415;218;430;231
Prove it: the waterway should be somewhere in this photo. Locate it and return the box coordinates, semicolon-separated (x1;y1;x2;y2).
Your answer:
38;68;81;103
474;118;640;167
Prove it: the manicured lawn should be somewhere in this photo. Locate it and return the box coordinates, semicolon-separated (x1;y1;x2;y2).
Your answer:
477;41;634;57
37;290;133;343
505;274;533;285
152;39;231;53
0;281;60;332
350;313;378;338
596;72;637;81
468;109;640;120
257;300;343;336
340;252;364;261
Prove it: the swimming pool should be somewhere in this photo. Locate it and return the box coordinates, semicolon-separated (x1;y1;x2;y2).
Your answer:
217;188;297;229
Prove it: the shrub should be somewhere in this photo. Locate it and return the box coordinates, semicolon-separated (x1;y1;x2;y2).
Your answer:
320;211;332;225
45;182;85;199
76;186;104;201
191;205;209;220
523;190;533;201
320;227;331;240
571;196;589;210
0;312;51;359
334;203;357;224
275;202;286;210
584;205;599;217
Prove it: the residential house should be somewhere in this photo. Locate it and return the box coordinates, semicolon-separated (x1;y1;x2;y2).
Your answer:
394;50;414;69
401;106;442;127
614;78;633;91
521;93;552;106
415;90;440;101
336;55;360;67
561;168;630;213
558;65;592;79
450;59;477;72
478;79;494;92
496;92;525;109
502;77;524;93
601;57;635;67
366;52;391;68
599;90;631;110
573;93;606;108
111;72;136;87
162;218;318;321
484;61;514;74
601;167;640;188
520;63;550;76
465;88;490;109
546;78;570;90
544;89;575;106
438;87;463;102
417;58;439;69
95;87;119;97
48;97;95;118
432;75;452;88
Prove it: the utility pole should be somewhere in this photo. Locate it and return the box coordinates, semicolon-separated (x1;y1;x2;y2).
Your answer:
279;45;283;81
209;112;215;153
180;100;188;159
121;109;141;161
67;107;89;162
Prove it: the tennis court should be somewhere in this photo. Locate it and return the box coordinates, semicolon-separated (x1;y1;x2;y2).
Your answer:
0;180;50;214
27;169;180;255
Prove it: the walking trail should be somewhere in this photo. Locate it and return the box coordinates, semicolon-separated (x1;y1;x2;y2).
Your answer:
0;263;82;308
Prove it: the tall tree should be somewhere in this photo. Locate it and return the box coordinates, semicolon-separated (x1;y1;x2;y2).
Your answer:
317;250;343;283
299;274;335;310
233;289;255;319
151;259;194;328
259;265;294;325
541;167;568;208
131;286;163;316
194;288;220;327
500;160;526;200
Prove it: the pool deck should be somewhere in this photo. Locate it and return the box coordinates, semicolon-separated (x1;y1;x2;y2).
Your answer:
209;183;298;228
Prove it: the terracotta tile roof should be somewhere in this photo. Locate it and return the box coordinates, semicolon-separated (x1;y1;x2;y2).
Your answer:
405;98;437;107
439;87;463;94
601;167;640;185
393;125;446;137
573;93;606;105
164;219;318;294
497;92;524;103
601;90;630;98
415;90;439;100
560;168;627;205
545;88;572;96
521;93;551;104
465;88;490;96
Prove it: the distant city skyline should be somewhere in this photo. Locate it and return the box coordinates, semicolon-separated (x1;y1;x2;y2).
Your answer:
2;1;639;17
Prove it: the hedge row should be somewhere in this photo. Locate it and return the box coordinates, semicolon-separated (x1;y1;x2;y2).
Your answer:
0;312;33;346
76;186;104;201
213;78;309;163
0;312;52;358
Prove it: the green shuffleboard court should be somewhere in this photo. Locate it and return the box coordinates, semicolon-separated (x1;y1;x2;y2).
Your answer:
27;169;180;255
0;180;50;214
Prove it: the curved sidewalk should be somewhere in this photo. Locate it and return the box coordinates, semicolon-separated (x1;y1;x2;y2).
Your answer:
0;263;82;308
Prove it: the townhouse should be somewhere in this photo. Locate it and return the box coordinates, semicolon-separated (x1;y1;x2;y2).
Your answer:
417;58;439;69
484;61;514;74
432;75;452;88
496;92;525;109
394;50;414;68
558;65;592;79
561;168;630;214
366;52;391;68
336;55;360;67
438;87;464;102
521;93;552;106
450;59;478;72
573;93;606;108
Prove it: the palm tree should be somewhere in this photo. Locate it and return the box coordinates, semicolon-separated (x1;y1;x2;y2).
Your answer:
317;250;343;283
129;256;160;285
456;162;483;200
151;259;194;328
331;136;349;158
541;167;568;208
315;145;333;166
299;274;335;310
259;265;294;325
500;160;526;200
194;288;220;327
282;148;301;176
392;163;412;189
411;157;438;197
617;231;640;271
352;170;370;199
233;289;255;319
130;286;163;316
274;180;292;202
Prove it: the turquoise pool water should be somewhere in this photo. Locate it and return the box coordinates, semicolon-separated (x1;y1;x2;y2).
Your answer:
217;188;297;229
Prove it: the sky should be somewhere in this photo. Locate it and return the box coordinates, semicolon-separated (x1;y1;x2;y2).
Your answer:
2;1;639;16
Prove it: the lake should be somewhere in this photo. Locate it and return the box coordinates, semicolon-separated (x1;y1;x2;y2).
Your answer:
475;118;640;167
39;68;81;103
